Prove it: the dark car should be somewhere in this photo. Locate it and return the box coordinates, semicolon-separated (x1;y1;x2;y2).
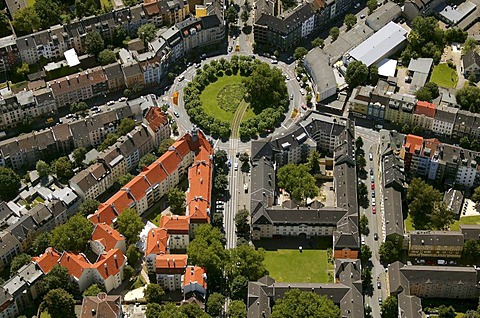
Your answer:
374;233;378;240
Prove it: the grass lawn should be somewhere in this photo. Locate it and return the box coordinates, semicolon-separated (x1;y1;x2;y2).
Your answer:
450;215;480;231
405;214;415;232
26;0;35;5
430;63;458;88
200;74;255;123
264;249;333;283
40;312;52;318
147;211;162;226
100;0;111;9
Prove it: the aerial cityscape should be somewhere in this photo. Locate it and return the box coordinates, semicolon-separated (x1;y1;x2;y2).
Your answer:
0;0;479;316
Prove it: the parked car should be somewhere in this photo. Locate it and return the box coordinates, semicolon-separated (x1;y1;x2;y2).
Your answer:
369;153;373;161
370;168;373;175
107;100;115;106
371;183;375;190
374;233;378;240
372;190;375;197
174;111;180;118
271;59;278;64
228;46;233;52
372;207;376;214
437;259;447;265
377;282;381;289
195;63;201;69
290;94;294;100
378;297;382;305
118;97;127;102
234;162;238;171
372;198;376;206
370;175;375;182
360;14;366;19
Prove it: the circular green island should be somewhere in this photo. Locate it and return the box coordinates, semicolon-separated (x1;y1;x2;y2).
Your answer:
183;56;289;139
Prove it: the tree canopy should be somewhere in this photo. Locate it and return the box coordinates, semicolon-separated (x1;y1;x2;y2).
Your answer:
381;296;398;318
34;0;62;28
118;173;135;186
167;187;186;215
118;118;136;135
456;86;480;113
293;47;308;60
52;157;74;179
138;23;157;42
225;6;238;24
344;14;357;29
36;160;50;178
472;186;480;203
401;16;445;64
50;214;93;252
72;147;87;166
82;284;103;297
98;49;117;65
144;283;165;304
312;37;324;48
345;61;368;88
159;138;175;155
271;289;341;318
329;27;339;41
44;265;73;293
0;167;20;201
139;153;158;170
116;208;144;243
43;288;75;318
85;31;105;56
407;178;445;229
32;232;52;255
227;300;247;318
10;253;32;273
415;82;439;102
277;164;319;203
13;6;41;34
207;292;225;316
235;209;250;235
379;240;402;264
78;199;100;217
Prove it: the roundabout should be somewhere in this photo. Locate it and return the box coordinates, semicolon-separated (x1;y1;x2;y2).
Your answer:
182;56;290;140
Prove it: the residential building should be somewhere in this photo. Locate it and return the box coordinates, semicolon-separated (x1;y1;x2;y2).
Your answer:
0;232;21;271
156;254;188;291
382;152;405;241
350;86;373;116
460;224;480;241
104;63;126;92
177;15;224;53
443;188;464;217
122;61;144;88
0;36;20;73
143;107;170;148
182;265;207;301
412;101;435;131
137;52;163;85
463;50;480;79
403;0;443;21
303;48;337;102
80;293;122;318
160;215;190;249
408;231;464;258
365;2;402;31
159;0;191;25
384;93;416;125
160;26;184;62
432;104;457;137
90;223;127;255
145;228;170;273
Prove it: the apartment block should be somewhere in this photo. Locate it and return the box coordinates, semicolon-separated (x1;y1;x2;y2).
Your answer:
143;106;170;148
408;231;464;258
412;101;435;132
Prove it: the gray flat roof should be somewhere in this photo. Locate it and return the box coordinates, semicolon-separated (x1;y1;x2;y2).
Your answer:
348;22;408;67
437;1;476;24
304;48;336;95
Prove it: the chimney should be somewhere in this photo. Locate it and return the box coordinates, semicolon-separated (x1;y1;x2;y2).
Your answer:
104;263;108;276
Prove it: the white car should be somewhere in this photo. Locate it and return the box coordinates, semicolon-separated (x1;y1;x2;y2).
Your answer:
300;88;305;95
354;3;360;8
234;163;238;171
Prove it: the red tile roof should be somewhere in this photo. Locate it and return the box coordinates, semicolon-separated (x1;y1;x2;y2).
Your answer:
126;175;151;202
172;138;191;158
142;160;168;185
187;161;212;223
89;204;117;226
145;228;169;256
59;252;92;280
404;134;424;154
160;150;183;175
91;223;125;251
415;101;436;118
156;254;188;269
93;249;125;280
183;265;207;289
32;247;60;274
144;107;167;131
160;215;190;234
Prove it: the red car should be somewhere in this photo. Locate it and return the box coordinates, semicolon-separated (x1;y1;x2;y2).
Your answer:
371;183;375;190
372;207;376;214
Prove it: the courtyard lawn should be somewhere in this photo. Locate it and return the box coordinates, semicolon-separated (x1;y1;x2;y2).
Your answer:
264;249;333;283
430;63;458;88
449;215;480;231
147;211;162;226
199;74;255;123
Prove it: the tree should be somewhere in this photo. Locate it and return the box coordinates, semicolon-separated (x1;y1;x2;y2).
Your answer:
360;245;372;264
181;303;210;318
381;296;398;318
227;300;247;318
44;265;72;293
138;23;157;42
118;118;136;135
416;82;439;102
126;244;142;265
36;160;50;178
98;133;119;151
358;182;369;203
167;187;186;215
124;264;134;280
116;173;134;186
345;61;368;88
144;283;165;304
355;136;364;150
360;214;369;236
356;155;366;171
239;152;250;165
368;64;379;85
214;174;229;193
241;10;249;23
379;240;401;264
367;0;378;13
235;209;250;234
472;186;480;203
271;289;340;318
79;199;100;217
16;62;30;78
463;239;480;261
10;253;31;273
13;6;41;34
72;147;87;166
52;157;74;179
116;208;144;243
362;267;372;288
146;303;163;318
34;0;61;28
158;303;188;318
43;288;75;318
329;27;339;41
215;149;228;167
407;178;442;229
293;47;308;60
277;164;319;203
401;16;445;64
430;201;454;230
32;232;52;255
85;31;105;56
344;14;357;29
70;101;88;113
159;138;175;155
0;167;20;201
307;150;321;174
456;86;480;113
83;284;102;297
312;37;324;48
98;49;117;65
437;305;456;318
207;292;225;316
139;153;158;170
462;37;477;54
51;215;93;252
225;6;238;24
445;28;468;43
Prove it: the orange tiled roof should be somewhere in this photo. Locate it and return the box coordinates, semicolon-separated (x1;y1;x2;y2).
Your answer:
93;249;125;280
172;138;191;158
144;107;168;132
144;1;160;15
89;204;117;226
186;160;212;223
160;215;190;233
415;101;436;118
404;134;424;154
126;175;151;202
92;223;125;251
32;247;60;274
160;150;183;175
142;160;168;185
145;228;169;256
183;265;207;288
155;254;188;269
59;252;92;280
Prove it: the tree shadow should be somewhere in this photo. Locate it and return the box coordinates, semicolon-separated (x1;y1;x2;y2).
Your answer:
242;25;252;34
